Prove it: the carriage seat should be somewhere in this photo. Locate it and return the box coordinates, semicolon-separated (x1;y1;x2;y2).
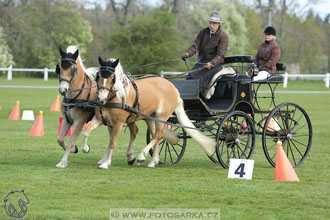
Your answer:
276;62;286;71
202;67;236;99
224;55;254;64
253;62;286;83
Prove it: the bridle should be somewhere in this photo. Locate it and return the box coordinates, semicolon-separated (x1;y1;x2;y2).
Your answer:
96;65;117;94
57;57;93;102
56;57;78;83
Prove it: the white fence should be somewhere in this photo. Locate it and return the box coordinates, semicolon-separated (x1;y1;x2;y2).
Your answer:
0;65;55;81
0;66;329;88
161;71;330;88
282;73;330;88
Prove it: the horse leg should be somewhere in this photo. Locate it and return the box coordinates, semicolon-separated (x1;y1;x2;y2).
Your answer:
56;122;84;168
147;121;164;168
126;122;138;165
99;122;123;169
136;119;155;165
57;117;74;152
81;116;102;153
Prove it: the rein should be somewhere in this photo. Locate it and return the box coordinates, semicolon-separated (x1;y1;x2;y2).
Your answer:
126;58;181;72
99;101;197;130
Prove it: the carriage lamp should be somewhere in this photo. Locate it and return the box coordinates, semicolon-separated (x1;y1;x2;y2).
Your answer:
248;63;259;76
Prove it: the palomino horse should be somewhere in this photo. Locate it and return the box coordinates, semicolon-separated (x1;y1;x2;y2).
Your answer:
81;57;216;169
55;46;98;168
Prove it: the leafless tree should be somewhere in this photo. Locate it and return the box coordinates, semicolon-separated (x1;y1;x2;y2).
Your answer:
108;0;136;25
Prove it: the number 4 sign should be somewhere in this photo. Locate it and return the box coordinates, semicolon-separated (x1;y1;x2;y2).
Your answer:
228;159;254;180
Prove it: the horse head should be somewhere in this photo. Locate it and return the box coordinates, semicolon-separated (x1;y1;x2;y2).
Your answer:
96;56;121;104
57;46;79;96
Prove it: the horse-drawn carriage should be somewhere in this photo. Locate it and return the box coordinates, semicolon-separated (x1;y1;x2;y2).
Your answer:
56;46;312;169
147;55;312;168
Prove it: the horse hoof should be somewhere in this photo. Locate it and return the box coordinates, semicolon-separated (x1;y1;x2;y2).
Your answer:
136;160;145;166
72;145;78;153
128;158;136;165
99;163;109;169
56;162;67;168
82;145;90;153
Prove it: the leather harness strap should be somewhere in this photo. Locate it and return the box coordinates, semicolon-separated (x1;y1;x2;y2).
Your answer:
62;73;95;124
99;78;139;127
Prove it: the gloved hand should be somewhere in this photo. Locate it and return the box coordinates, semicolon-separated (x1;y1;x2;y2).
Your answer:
204;62;213;70
181;52;189;60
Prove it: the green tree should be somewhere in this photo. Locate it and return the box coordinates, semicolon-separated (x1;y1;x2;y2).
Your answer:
244;8;264;57
0;26;14;68
20;2;93;68
108;9;185;74
282;12;327;73
0;1;93;68
187;0;248;56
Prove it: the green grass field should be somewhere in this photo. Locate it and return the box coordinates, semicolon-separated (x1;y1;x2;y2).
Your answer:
0;78;329;220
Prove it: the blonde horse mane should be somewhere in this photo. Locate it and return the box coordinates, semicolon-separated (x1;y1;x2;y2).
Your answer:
107;58;130;99
66;45;98;78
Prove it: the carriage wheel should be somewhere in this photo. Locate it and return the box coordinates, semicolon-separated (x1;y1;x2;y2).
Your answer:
147;125;187;165
215;111;256;168
262;102;312;167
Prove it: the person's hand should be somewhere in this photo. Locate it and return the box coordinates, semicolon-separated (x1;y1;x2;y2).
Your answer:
181;52;189;60
204;62;213;70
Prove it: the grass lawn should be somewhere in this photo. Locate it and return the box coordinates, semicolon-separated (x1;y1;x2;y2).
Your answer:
0;78;329;220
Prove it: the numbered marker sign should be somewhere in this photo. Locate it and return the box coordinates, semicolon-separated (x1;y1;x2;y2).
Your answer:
228;159;254;180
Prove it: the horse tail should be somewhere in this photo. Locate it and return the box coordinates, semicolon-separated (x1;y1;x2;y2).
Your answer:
174;97;216;156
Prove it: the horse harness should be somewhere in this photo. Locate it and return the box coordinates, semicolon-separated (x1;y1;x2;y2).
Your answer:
97;74;197;130
97;66;140;127
56;58;96;124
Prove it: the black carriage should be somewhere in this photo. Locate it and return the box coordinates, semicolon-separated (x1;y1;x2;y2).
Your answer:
147;55;312;168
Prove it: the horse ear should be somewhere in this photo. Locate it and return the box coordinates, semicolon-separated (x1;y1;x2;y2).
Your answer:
73;49;79;60
59;46;66;57
98;56;104;66
113;58;119;67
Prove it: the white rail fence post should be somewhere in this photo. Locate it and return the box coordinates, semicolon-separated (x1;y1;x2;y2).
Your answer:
283;72;288;88
44;67;48;81
7;65;13;80
326;73;330;88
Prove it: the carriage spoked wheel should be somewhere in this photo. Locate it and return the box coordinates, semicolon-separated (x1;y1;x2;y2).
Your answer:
215;111;256;168
262;102;312;168
147;125;187;165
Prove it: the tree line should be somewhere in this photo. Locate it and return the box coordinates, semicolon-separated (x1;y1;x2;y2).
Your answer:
0;0;329;75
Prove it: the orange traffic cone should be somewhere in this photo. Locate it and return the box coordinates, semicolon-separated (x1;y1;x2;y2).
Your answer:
50;95;61;112
260;114;280;132
29;111;44;136
9;101;20;120
275;141;300;182
58;117;72;136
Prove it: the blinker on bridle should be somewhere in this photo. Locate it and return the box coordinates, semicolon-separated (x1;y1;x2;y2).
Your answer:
57;57;78;83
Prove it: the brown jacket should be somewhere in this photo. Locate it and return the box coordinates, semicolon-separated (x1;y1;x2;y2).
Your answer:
255;39;281;74
185;27;228;66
